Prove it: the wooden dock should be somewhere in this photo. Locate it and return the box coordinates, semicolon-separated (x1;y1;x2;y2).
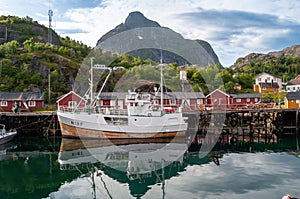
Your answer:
0;111;59;136
0;108;299;150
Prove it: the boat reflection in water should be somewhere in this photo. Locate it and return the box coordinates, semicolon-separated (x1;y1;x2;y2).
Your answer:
57;137;219;198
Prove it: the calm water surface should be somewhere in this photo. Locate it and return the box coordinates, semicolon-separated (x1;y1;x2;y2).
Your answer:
0;136;299;199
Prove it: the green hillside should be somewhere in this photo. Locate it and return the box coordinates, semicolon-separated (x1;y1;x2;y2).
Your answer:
1;15;299;105
0;16;91;103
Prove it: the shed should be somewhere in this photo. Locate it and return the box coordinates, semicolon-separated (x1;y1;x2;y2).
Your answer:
0;92;44;112
284;91;300;108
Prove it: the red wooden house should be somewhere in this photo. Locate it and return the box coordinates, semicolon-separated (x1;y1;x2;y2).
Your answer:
56;91;206;112
206;89;231;109
205;89;261;109
99;92;205;111
0;92;44;112
229;93;261;109
56;91;86;111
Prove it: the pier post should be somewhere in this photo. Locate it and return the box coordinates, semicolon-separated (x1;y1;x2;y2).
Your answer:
296;109;299;151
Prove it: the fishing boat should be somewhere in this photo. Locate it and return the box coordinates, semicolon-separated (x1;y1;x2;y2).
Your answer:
0;124;17;145
57;63;188;139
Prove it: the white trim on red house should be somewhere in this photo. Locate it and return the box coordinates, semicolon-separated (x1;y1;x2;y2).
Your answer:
56;91;87;103
206;89;231;97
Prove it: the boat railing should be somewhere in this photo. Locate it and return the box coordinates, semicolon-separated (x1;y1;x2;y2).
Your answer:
58;106;128;115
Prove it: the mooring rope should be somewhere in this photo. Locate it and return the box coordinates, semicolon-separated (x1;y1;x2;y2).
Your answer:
12;112;56;131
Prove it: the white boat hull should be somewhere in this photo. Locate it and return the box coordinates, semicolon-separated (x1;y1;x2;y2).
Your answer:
0;131;17;145
57;111;187;139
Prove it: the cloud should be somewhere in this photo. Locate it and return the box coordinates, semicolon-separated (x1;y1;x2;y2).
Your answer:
2;0;300;66
174;8;300;66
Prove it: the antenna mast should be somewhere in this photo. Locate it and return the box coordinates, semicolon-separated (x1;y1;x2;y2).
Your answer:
48;8;53;44
160;50;163;111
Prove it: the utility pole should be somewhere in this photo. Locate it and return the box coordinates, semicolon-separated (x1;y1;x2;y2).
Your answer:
48;68;51;104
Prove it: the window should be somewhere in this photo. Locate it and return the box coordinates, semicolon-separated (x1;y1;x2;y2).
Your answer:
293;87;296;90
0;101;7;107
170;98;176;105
258;78;261;82
68;101;77;108
28;101;36;107
197;99;203;104
236;98;241;103
246;98;250;102
255;98;258;102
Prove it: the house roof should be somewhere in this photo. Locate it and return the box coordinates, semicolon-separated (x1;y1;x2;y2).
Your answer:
287;78;300;86
0;92;44;101
100;92;128;100
255;72;280;79
168;92;205;99
230;93;261;98
206;89;230;97
286;91;300;100
56;91;86;103
259;82;279;88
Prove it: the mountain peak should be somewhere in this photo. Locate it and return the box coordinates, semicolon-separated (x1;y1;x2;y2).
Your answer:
124;11;160;28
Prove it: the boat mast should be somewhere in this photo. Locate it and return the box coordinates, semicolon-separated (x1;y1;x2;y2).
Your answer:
94;66;112;104
160;50;163;111
90;57;94;107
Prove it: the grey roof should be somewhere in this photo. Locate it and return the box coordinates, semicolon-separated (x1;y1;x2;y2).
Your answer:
0;92;44;101
286;91;300;100
166;92;205;99
99;92;128;100
230;93;261;98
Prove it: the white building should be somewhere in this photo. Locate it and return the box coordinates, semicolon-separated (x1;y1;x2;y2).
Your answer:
254;72;282;90
286;75;300;92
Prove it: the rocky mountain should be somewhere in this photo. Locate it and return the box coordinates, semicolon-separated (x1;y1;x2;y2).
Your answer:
230;45;300;70
96;11;220;67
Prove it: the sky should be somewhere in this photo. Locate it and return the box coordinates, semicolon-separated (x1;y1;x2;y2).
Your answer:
1;0;300;67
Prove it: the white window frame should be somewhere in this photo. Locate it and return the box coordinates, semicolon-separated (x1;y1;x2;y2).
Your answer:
246;98;250;102
255;98;258;102
68;101;77;108
236;98;241;103
28;101;36;107
197;99;203;104
0;101;7;107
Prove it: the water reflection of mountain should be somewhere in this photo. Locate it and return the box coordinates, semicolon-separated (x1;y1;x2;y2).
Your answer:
57;138;221;198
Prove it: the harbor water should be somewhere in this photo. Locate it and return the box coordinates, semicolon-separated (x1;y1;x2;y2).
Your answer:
0;135;299;199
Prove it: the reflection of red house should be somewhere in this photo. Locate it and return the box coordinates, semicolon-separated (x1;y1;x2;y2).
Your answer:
56;91;86;110
0;92;44;112
206;89;230;108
